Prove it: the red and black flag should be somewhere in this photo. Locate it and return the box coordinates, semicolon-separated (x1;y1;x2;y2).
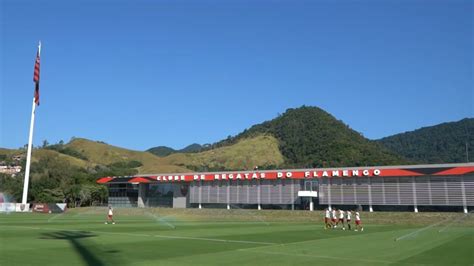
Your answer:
33;43;41;105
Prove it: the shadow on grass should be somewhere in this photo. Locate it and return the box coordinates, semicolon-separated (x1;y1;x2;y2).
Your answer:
41;231;119;266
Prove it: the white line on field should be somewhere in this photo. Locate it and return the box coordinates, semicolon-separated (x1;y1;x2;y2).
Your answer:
239;250;395;264
0;226;41;230
47;213;64;222
152;234;275;245
236;229;368;252
438;212;472;233
4;225;275;245
394;217;451;241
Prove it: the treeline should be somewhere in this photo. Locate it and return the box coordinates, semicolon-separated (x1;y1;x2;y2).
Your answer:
377;118;473;164
147;144;204;157
0;153;143;207
43;140;88;161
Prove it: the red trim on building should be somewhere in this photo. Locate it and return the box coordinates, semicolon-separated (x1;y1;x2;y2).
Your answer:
97;177;114;184
433;167;474;176
378;169;424;177
96;166;474;184
129;177;152;183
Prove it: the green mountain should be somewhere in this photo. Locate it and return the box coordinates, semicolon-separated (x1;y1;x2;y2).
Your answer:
180;143;203;153
377;118;473;164
205;106;407;168
147;144;203;157
147;146;177;157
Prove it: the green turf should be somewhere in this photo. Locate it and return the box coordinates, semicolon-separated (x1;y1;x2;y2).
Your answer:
0;209;472;266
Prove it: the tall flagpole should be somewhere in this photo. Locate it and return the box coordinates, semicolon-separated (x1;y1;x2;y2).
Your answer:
21;41;41;210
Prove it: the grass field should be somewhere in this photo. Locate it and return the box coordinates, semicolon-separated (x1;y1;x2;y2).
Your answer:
0;208;473;266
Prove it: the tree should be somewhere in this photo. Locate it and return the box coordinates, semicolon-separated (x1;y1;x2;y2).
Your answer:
0;173;23;202
78;185;92;206
65;185;82;207
42;139;49;148
36;188;64;203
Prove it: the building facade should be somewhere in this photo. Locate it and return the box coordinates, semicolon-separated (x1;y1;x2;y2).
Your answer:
97;163;474;213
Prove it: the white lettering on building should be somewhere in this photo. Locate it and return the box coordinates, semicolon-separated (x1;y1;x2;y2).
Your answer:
151;168;382;183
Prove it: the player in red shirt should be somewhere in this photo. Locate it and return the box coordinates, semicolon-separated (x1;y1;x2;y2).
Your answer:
338;209;345;230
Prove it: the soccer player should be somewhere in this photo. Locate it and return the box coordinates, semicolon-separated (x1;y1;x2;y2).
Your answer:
354;211;363;231
324;208;331;229
331;209;337;228
338;209;345;230
346;210;352;230
105;206;115;224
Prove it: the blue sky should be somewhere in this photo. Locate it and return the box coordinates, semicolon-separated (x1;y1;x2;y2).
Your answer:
1;0;472;151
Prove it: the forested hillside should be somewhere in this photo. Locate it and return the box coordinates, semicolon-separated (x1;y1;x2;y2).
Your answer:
377;118;473;163
205;106;406;168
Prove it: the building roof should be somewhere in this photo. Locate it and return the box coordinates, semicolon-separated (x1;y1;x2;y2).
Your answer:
97;163;474;184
